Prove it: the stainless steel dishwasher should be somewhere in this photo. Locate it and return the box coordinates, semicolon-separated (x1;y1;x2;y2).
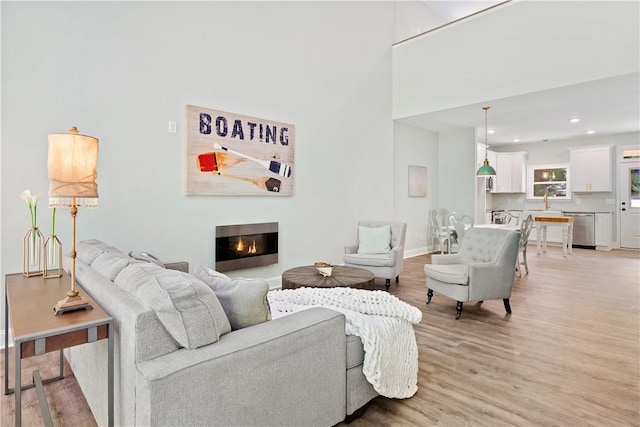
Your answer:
563;212;595;249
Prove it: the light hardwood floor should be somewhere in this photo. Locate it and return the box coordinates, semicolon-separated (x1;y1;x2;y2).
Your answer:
2;246;639;426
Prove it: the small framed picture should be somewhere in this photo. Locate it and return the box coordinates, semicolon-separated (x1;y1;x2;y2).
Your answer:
408;165;427;197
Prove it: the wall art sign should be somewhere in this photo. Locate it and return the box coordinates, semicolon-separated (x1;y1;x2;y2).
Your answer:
408;165;427;197
186;105;295;196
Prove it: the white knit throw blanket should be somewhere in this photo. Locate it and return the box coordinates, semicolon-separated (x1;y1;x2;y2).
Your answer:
268;287;422;399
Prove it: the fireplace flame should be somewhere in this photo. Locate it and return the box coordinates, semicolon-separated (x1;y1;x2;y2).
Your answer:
236;237;257;254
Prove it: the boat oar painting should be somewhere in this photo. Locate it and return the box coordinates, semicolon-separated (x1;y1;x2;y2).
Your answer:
186;105;295;196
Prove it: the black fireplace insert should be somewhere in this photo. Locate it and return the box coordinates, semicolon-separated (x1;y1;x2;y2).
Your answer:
215;222;278;272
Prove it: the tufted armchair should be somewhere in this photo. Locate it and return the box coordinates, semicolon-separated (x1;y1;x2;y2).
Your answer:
424;227;520;319
344;221;407;290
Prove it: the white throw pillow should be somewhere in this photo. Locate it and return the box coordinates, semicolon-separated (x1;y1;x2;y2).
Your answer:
115;263;231;349
195;264;271;330
357;225;391;254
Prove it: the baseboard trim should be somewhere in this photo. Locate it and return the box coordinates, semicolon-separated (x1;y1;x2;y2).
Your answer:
405;247;430;258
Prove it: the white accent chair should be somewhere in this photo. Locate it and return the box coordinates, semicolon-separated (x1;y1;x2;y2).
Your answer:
429;208;451;254
424;227;520;319
516;214;534;276
344;221;407;290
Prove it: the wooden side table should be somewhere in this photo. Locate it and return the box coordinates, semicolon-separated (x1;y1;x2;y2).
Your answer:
4;272;114;427
535;216;574;257
282;265;375;290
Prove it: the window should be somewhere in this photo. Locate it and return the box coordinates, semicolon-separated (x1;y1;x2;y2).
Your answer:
630;167;640;208
527;163;570;200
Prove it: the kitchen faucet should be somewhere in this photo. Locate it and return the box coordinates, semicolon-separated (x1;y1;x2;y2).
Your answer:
543;194;551;210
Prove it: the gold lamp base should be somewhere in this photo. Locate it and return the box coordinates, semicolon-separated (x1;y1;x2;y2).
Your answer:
54;293;93;316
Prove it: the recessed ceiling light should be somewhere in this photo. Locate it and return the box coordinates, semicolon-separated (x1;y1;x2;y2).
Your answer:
569;118;580;123
513;138;520;142
587;130;595;134
488;130;495;134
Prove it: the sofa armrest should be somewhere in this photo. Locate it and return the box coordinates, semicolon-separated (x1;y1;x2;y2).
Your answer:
135;307;347;426
345;243;358;254
468;262;515;301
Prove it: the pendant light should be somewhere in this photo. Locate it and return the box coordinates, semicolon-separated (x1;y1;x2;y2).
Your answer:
476;106;497;176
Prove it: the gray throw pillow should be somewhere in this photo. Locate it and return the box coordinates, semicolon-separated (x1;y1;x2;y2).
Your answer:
194;264;271;330
115;263;231;349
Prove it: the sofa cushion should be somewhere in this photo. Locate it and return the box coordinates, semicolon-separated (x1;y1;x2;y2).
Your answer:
343;252;395;268
425;264;470;285
194;264;271;330
357;225;391;254
345;334;365;370
115;263;231;349
78;239;129;265
91;252;138;281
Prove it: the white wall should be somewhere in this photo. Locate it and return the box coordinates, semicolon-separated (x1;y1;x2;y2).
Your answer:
393;122;439;255
1;2;394;330
437;128;476;215
393;0;640;119
393;1;445;44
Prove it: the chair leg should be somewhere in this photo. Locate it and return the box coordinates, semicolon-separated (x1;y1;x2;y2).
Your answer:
455;301;463;319
523;248;529;274
503;298;512;314
426;289;433;304
395;275;399;283
385;279;391;290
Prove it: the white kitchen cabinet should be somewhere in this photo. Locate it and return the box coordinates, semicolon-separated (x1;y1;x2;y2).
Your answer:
570;146;612;192
595;213;612;250
494;152;526;193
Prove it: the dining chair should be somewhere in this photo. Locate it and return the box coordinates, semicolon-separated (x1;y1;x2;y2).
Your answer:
516;214;534;276
429;208;451;254
448;213;474;253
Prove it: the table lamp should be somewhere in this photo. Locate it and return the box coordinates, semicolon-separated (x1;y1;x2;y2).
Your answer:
48;126;99;315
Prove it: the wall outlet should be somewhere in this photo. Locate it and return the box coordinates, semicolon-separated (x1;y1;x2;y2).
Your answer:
168;121;177;134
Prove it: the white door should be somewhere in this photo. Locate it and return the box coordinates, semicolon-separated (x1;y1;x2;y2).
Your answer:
619;161;640;249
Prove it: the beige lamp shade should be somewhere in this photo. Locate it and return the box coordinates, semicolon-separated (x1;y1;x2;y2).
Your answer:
48;127;99;208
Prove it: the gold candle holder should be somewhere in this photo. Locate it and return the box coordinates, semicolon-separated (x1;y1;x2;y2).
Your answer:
23;227;44;277
43;234;63;278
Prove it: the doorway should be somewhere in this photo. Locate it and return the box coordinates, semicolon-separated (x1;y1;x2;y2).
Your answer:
618;151;640;249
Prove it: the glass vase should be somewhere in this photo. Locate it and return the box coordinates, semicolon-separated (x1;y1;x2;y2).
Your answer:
43;234;63;278
23;227;44;277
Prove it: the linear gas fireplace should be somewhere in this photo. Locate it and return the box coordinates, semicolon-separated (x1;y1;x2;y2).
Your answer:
215;222;278;272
